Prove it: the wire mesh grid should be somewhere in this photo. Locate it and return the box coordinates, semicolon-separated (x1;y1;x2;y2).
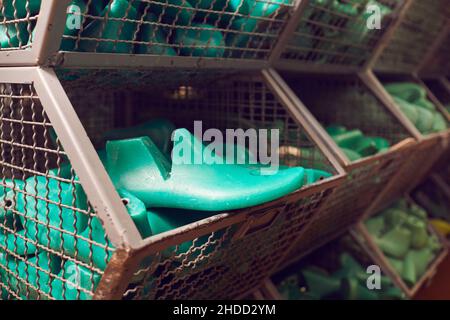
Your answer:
275;73;416;268
0;0;38;51
124;190;329;299
55;70;342;299
353;197;448;297
422;78;450;108
277;0;403;70
375;0;450;74
420;30;450;77
369;138;445;216
58;0;296;61
0;82;114;300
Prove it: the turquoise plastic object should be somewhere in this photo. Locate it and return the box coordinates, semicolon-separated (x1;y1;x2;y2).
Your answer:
190;0;251;23
385;83;427;104
79;0;138;53
174;23;225;57
227;16;258;51
136;13;177;56
1;0;41;19
60;0;88;51
302;267;341;299
103;118;176;157
51;261;101;300
44;189;150;271
105;129;306;211
151;0;194;26
0;230;37;256
148;208;217;254
0;22;28;48
2;251;61;299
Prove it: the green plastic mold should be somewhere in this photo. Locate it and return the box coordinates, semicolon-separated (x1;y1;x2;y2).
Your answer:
136;13;177;56
105;129;306;211
151;0;194;26
0;22;29;49
174;23;225;57
1;0;41;19
79;0;138;53
60;0;88;51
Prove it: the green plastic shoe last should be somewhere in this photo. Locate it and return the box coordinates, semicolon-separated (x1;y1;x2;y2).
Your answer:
1;0;41;19
371;137;390;153
408;248;434;279
404;216;428;250
151;0;194;26
387;257;403;275
148;207;217;255
136;13;177;56
0;22;29;49
103;118;176;157
365;215;385;238
304;169;332;184
385;83;427;104
432;112;448;132
342;278;379;300
0;230;37;256
383;208;408;228
60;0;88;51
190;0;251;23
17;176;89;247
374;227;411;259
51;260;101;300
326;125;347;136
341;148;362;161
301;267;341;299
79;0;138;53
394;97;419;126
46;189;150;271
415;98;436;111
6;251;61;299
105;129;306;211
174;23;225;57
227;17;258;50
402;251;417;285
330;129;364;149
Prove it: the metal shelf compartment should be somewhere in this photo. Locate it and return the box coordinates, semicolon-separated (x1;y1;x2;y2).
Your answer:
362;73;450;216
274;0;408;73
375;0;450;74
269;70;418;270
353;196;448;298
0;0;298;69
256;234;409;300
0;67;346;300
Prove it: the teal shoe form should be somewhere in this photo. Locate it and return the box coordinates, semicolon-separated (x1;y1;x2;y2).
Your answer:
374;227;411;259
249;0;290;17
365;215;385;238
79;0;138;53
60;0;88;51
190;0;251;24
136;13;177;55
1;0;41;19
342;278;379;300
105;129;306;211
103;118;176;157
17;176;89;249
43;189;150;271
227;17;258;50
404;216;428;250
0;230;37;256
0;179;25;227
51;260;101;300
0;22;29;48
151;0;194;26
4;251;61;299
147;208;217;255
387;257;403;275
174;23;225;57
326;125;347;136
385;83;427;104
301;267;341;299
341;148;362;161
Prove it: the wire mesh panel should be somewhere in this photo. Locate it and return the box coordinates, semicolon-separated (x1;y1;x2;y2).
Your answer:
53;69;343;299
353;197;448;297
276;0;404;71
0;81;114;300
0;0;38;51
375;0;450;74
420;29;450;77
276;72;416;269
0;0;297;67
